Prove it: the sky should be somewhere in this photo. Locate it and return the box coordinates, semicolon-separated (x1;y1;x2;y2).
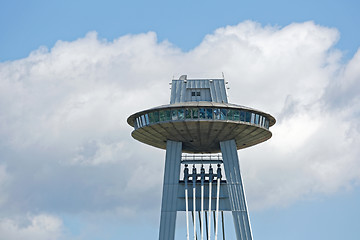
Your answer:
0;0;360;239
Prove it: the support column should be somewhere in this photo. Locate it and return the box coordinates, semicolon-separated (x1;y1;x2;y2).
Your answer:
220;140;252;240
159;140;182;240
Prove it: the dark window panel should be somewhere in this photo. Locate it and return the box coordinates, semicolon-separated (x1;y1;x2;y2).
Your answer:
206;108;213;119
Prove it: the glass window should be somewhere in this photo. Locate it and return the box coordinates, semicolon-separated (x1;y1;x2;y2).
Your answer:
159;110;165;122
220;109;226;120
245;112;251;122
255;114;259;125
250;113;255;124
165;110;171;121
227;109;234;120
199;108;206;119
171;110;178;120
141;115;146;126
206;108;213;119
196;91;201;96
240;111;245;122
265;119;269;129
185;108;191;119
134;119;138;129
233;110;240;121
141;116;144;126
192;108;198;119
191;92;196;96
148;112;154;124
145;114;149;125
178;109;184;120
263;117;267;128
154;111;159;122
214;108;220;120
136;117;141;128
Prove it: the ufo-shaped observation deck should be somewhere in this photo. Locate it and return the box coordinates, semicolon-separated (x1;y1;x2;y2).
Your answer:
127;101;275;153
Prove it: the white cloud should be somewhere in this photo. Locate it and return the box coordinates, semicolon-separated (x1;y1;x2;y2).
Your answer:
0;214;63;240
0;21;359;227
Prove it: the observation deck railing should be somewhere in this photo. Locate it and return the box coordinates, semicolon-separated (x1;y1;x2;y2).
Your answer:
181;153;223;164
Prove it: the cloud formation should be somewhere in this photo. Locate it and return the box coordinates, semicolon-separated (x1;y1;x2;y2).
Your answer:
0;214;63;240
0;21;359;238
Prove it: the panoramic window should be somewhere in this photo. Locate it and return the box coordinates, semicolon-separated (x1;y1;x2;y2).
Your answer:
185;108;191;119
154;111;159;122
134;107;270;130
245;112;251;122
192;108;198;119
171;110;178;120
159;110;166;122
233;110;240;121
178;109;184;120
227;109;234;120
134;118;139;129
220;109;226;120
145;114;149;125
148;112;154;124
240;111;245;122
255;114;259;125
250;113;255;124
141;115;146;126
199;108;206;119
214;108;220;120
165;110;171;121
206;108;213;119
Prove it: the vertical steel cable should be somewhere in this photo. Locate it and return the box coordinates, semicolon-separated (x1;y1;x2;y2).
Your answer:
192;165;197;240
201;165;205;240
214;164;221;240
208;165;213;240
184;165;190;240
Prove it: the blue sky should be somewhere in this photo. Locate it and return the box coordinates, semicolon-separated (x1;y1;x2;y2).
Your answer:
1;0;360;61
0;0;360;239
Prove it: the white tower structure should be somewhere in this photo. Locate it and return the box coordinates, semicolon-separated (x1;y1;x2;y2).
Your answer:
127;75;275;240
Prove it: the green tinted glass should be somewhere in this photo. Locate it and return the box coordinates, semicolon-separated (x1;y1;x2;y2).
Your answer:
154;111;159;122
220;109;226;120
178;109;184;120
240;111;245;121
199;108;206;119
206;109;213;119
233;110;240;121
185;108;191;119
159;110;166;122
227;109;234;120
245;112;251;122
165;110;171;121
171;110;178;120
192;108;198;119
148;112;155;124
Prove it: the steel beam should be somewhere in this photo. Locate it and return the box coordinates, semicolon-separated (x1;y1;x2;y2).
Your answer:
220;140;252;240
158;140;182;240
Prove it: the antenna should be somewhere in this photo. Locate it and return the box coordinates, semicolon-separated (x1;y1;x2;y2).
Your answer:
223;72;230;102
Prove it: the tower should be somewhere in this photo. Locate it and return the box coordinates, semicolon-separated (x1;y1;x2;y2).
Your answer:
127;75;275;240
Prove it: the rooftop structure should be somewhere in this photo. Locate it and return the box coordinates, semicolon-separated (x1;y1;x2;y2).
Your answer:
128;75;275;240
